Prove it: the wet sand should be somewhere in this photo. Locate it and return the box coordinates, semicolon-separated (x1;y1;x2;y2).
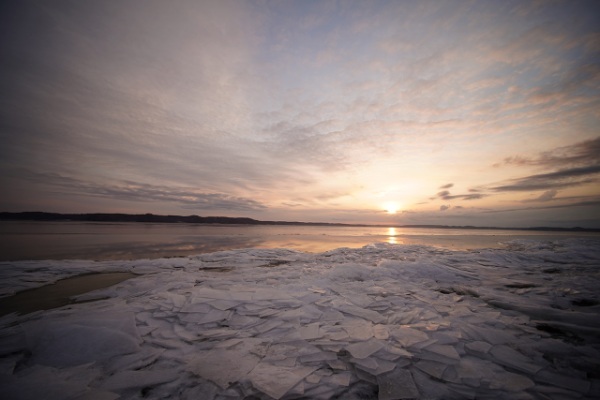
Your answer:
0;272;136;316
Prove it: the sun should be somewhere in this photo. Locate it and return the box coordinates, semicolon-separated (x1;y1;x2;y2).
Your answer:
384;202;400;214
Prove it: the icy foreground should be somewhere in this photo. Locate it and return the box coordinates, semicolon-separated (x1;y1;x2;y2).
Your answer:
1;239;599;399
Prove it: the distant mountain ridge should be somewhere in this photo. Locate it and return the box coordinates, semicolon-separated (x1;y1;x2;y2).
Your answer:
1;211;598;232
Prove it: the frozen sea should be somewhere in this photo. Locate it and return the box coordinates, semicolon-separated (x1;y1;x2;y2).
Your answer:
0;223;599;399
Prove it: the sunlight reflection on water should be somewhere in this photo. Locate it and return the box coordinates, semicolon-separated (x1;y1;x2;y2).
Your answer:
387;227;405;245
1;221;598;261
387;227;398;245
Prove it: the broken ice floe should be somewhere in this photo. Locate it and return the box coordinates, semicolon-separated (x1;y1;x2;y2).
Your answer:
0;238;599;399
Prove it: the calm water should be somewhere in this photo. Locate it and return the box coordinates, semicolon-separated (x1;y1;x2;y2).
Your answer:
1;221;598;261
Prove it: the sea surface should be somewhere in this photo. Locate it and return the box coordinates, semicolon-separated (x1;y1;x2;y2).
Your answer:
1;220;598;261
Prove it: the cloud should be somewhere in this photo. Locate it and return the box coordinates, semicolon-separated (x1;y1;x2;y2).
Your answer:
434;190;487;201
497;137;600;169
483;199;600;214
523;190;558;203
439;183;454;189
19;171;268;212
440;205;450;211
491;165;600;192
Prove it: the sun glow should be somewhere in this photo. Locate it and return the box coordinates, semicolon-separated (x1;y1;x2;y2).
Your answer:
384;202;400;214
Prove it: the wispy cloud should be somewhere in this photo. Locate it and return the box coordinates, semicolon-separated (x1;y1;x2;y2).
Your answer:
19;171;267;212
484;199;600;214
433;190;487;201
496;137;600;169
491;165;600;192
523;190;558;203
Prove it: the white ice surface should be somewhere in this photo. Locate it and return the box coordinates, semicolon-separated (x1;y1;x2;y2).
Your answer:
0;239;599;399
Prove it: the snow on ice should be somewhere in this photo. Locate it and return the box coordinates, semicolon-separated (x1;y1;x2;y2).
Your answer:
0;239;599;399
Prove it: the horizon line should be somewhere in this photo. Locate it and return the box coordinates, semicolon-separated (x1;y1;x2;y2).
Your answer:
1;211;599;233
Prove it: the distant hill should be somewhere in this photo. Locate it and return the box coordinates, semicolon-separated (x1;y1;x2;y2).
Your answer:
0;212;360;227
0;212;598;232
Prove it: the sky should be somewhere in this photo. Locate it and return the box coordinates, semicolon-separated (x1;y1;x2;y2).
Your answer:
1;0;599;228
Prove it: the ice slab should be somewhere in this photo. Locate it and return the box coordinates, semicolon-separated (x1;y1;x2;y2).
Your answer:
424;344;460;361
190;287;233;300
415;360;447;380
489;371;535;392
189;309;232;325
277;304;323;322
490;345;543;375
298;351;337;363
179;383;219;400
326;371;352;387
299;322;322;340
411;369;452;399
373;324;390;340
105;349;163;374
321;326;350;341
321;309;345;322
253;319;284;334
346;338;384;359
209;299;241;310
464;340;492;356
377;368;419;400
23;312;140;368
248;362;318;399
356;358;397;376
100;369;179;391
389;326;430;347
351;356;379;370
251;287;294;301
461;324;514;345
187;340;265;389
336;304;386;324
327;359;349;371
341;320;373;340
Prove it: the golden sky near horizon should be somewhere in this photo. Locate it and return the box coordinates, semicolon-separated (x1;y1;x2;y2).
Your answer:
0;0;599;227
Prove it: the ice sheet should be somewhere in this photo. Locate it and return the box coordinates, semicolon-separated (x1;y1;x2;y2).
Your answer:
0;238;599;399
